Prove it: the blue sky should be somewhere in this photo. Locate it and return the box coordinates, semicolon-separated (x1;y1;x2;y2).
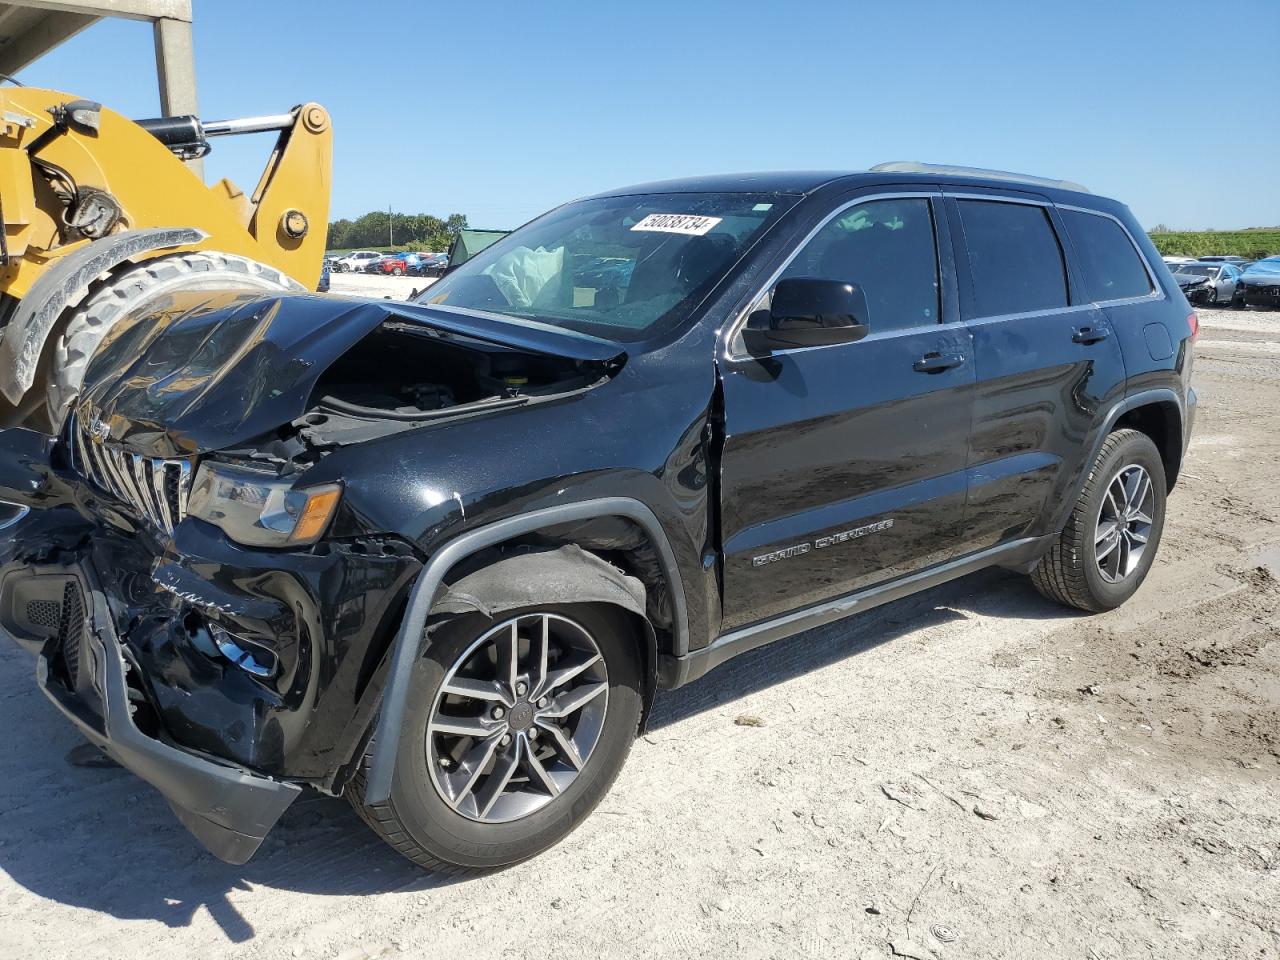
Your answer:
15;0;1280;231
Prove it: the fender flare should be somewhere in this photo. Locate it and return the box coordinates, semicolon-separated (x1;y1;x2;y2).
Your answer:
432;544;649;621
363;497;688;804
1055;387;1184;532
1094;387;1184;471
432;543;659;730
0;227;205;404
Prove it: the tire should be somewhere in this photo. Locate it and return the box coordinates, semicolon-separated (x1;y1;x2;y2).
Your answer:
47;251;300;430
349;602;642;874
1030;428;1167;613
391;266;404;276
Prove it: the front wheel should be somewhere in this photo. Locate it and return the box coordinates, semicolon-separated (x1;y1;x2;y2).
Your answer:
349;603;642;874
1030;428;1167;612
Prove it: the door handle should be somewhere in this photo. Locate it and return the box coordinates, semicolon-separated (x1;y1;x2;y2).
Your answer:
1072;326;1110;345
913;352;963;374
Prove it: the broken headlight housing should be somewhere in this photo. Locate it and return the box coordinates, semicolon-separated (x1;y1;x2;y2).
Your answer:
186;461;341;548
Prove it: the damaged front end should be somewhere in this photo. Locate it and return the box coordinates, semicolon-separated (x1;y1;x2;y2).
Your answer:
0;290;626;863
0;424;422;863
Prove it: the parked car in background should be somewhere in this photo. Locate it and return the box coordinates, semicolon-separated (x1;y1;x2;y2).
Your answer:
1170;262;1242;307
372;253;413;276
363;254;399;273
411;253;449;277
1197;255;1253;268
333;250;382;273
1240;257;1280;309
318;259;331;293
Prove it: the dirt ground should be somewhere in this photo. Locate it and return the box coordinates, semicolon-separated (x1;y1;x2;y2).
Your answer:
0;304;1277;960
327;271;427;300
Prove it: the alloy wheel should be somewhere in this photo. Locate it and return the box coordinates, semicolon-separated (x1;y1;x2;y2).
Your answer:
425;613;609;823
1094;463;1155;583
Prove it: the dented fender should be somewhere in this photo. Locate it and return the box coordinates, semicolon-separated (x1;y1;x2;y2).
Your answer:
433;544;647;621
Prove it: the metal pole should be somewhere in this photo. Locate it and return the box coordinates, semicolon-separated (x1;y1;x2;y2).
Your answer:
388;203;393;246
153;15;201;177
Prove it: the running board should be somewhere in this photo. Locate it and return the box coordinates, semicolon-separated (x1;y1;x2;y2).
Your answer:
659;534;1056;688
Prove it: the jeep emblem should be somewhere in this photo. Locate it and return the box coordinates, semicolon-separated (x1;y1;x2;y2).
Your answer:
87;416;110;443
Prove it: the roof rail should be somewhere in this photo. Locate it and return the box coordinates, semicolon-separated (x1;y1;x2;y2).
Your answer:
870;161;1091;194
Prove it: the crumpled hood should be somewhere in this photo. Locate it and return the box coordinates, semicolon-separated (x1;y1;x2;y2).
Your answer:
77;291;624;458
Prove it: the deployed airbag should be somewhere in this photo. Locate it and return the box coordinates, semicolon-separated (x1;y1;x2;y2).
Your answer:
482;245;564;308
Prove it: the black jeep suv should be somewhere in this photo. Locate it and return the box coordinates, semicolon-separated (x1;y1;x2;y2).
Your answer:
0;163;1196;872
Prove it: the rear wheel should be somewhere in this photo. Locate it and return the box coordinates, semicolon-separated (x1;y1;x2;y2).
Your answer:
46;251;300;430
391;266;404;276
1030;428;1167;612
349;602;642;873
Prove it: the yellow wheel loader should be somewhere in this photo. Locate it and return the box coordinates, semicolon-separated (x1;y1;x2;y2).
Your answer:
0;85;331;432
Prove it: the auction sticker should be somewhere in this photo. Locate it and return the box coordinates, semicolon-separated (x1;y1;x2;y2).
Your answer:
631;213;722;236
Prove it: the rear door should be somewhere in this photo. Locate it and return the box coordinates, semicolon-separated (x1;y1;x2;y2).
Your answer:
717;190;975;632
946;191;1127;553
1055;201;1173;413
1220;264;1239;301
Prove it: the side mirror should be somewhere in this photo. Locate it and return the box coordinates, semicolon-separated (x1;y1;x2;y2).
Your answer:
743;277;870;352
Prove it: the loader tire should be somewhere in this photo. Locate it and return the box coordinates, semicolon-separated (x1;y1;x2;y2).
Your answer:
45;251;302;431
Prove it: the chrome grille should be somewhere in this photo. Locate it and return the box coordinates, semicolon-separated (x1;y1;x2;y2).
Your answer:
70;415;194;534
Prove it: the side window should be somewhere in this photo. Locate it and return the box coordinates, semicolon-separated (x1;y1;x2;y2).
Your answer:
1060;208;1154;302
779;197;940;334
956;200;1068;317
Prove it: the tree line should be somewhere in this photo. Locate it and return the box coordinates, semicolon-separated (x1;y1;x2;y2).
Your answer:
326;211;469;252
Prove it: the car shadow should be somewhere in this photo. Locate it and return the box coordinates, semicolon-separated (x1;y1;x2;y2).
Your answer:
0;566;1076;943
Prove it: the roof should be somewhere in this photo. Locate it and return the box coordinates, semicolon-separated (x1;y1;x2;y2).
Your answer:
589;163;1100;203
589;171;853;198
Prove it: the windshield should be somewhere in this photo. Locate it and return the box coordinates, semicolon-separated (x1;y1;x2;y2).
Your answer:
1176;264;1217;277
415;192;795;342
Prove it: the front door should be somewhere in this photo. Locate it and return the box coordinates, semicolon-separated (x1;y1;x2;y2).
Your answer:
717;193;975;632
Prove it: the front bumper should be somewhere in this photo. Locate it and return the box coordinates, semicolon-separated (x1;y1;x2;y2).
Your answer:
10;563;299;863
0;431;424;862
1242;284;1280;308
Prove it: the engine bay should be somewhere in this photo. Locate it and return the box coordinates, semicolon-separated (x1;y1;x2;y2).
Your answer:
228;319;620;468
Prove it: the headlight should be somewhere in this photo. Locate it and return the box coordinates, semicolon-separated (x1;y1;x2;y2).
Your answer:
186;461;341;548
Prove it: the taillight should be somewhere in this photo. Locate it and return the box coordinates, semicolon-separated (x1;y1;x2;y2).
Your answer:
1187;311;1199;341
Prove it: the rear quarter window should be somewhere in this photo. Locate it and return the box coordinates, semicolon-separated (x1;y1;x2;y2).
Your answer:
1060;209;1154;302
